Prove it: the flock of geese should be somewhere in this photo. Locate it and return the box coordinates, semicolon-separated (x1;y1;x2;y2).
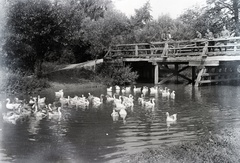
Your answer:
1;85;177;125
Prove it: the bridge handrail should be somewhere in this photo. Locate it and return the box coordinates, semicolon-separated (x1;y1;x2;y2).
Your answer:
104;37;240;59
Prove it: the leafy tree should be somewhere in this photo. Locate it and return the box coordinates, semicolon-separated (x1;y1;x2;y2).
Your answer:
82;10;131;58
130;1;153;29
3;0;65;77
206;0;240;36
178;6;206;38
59;0;112;62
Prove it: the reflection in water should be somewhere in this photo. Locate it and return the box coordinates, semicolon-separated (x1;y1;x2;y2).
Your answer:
28;117;41;136
1;85;240;162
166;121;177;132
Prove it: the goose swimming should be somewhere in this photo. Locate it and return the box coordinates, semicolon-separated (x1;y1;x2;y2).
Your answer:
166;112;177;122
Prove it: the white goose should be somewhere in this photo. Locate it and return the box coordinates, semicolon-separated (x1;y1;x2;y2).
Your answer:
125;86;131;92
138;94;145;105
48;107;62;120
133;85;141;93
106;94;114;103
170;91;175;99
38;95;46;104
55;89;64;98
2;112;20;124
162;88;170;97
142;86;148;94
121;87;126;93
76;98;89;109
150;86;158;94
111;109;119;122
122;94;134;108
107;86;112;92
113;94;122;104
119;108;127;123
144;98;155;108
115;85;120;90
60;96;70;106
6;98;21;110
33;105;47;119
166;112;177;122
114;95;126;111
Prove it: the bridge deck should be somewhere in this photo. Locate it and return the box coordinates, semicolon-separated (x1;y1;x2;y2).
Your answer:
104;37;240;86
105;37;240;65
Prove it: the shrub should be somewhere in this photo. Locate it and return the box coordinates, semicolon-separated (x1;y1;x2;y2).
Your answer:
96;61;139;86
46;67;96;83
0;70;50;95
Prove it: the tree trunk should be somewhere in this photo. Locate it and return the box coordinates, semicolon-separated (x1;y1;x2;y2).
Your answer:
34;58;43;78
233;0;239;36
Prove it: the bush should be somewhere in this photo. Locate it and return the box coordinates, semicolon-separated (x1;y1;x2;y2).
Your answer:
96;61;139;86
0;70;50;95
46;67;96;83
42;62;67;74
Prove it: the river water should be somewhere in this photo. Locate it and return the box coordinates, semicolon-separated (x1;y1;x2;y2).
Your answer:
0;84;240;163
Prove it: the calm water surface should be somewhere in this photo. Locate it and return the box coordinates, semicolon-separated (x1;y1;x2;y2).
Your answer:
1;84;240;163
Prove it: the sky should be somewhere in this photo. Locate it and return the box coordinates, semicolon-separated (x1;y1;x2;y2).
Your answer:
112;0;206;19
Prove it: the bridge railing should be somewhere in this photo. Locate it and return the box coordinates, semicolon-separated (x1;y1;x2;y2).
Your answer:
104;37;240;59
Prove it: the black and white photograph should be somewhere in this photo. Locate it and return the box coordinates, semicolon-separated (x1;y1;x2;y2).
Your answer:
1;0;240;162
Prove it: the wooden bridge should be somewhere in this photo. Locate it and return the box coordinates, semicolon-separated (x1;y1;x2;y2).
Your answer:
104;37;240;86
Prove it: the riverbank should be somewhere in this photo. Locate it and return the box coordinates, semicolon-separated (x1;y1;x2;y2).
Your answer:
48;81;105;91
119;129;240;163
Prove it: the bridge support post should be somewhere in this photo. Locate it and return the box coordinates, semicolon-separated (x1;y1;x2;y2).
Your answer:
154;64;159;84
192;66;196;85
175;64;179;83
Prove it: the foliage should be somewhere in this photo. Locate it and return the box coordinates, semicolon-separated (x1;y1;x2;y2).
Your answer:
41;62;67;74
96;61;139;86
206;0;240;36
46;67;96;83
0;70;50;95
3;0;65;77
130;1;153;29
82;10;131;57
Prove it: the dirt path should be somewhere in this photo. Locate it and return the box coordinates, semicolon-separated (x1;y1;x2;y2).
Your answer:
61;59;103;70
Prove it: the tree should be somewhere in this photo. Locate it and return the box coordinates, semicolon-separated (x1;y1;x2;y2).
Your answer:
206;0;240;36
82;10;131;58
3;0;65;77
130;1;153;29
56;0;112;62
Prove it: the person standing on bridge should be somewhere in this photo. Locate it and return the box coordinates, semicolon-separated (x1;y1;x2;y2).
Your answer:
220;26;230;51
167;31;172;41
205;29;215;52
193;31;203;52
196;31;202;39
221;26;230;38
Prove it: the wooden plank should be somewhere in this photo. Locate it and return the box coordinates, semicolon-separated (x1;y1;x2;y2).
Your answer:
158;66;190;84
195;68;206;87
158;74;175;85
178;74;192;83
154;64;159;84
199;77;240;84
189;60;219;66
202;72;239;76
192;66;196;85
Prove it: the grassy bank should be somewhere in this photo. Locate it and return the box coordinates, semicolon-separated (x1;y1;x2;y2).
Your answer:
49;81;104;91
0;60;138;96
119;130;240;163
0;70;50;95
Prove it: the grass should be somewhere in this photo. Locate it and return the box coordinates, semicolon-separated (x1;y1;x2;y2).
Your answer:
0;69;50;95
119;130;240;163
